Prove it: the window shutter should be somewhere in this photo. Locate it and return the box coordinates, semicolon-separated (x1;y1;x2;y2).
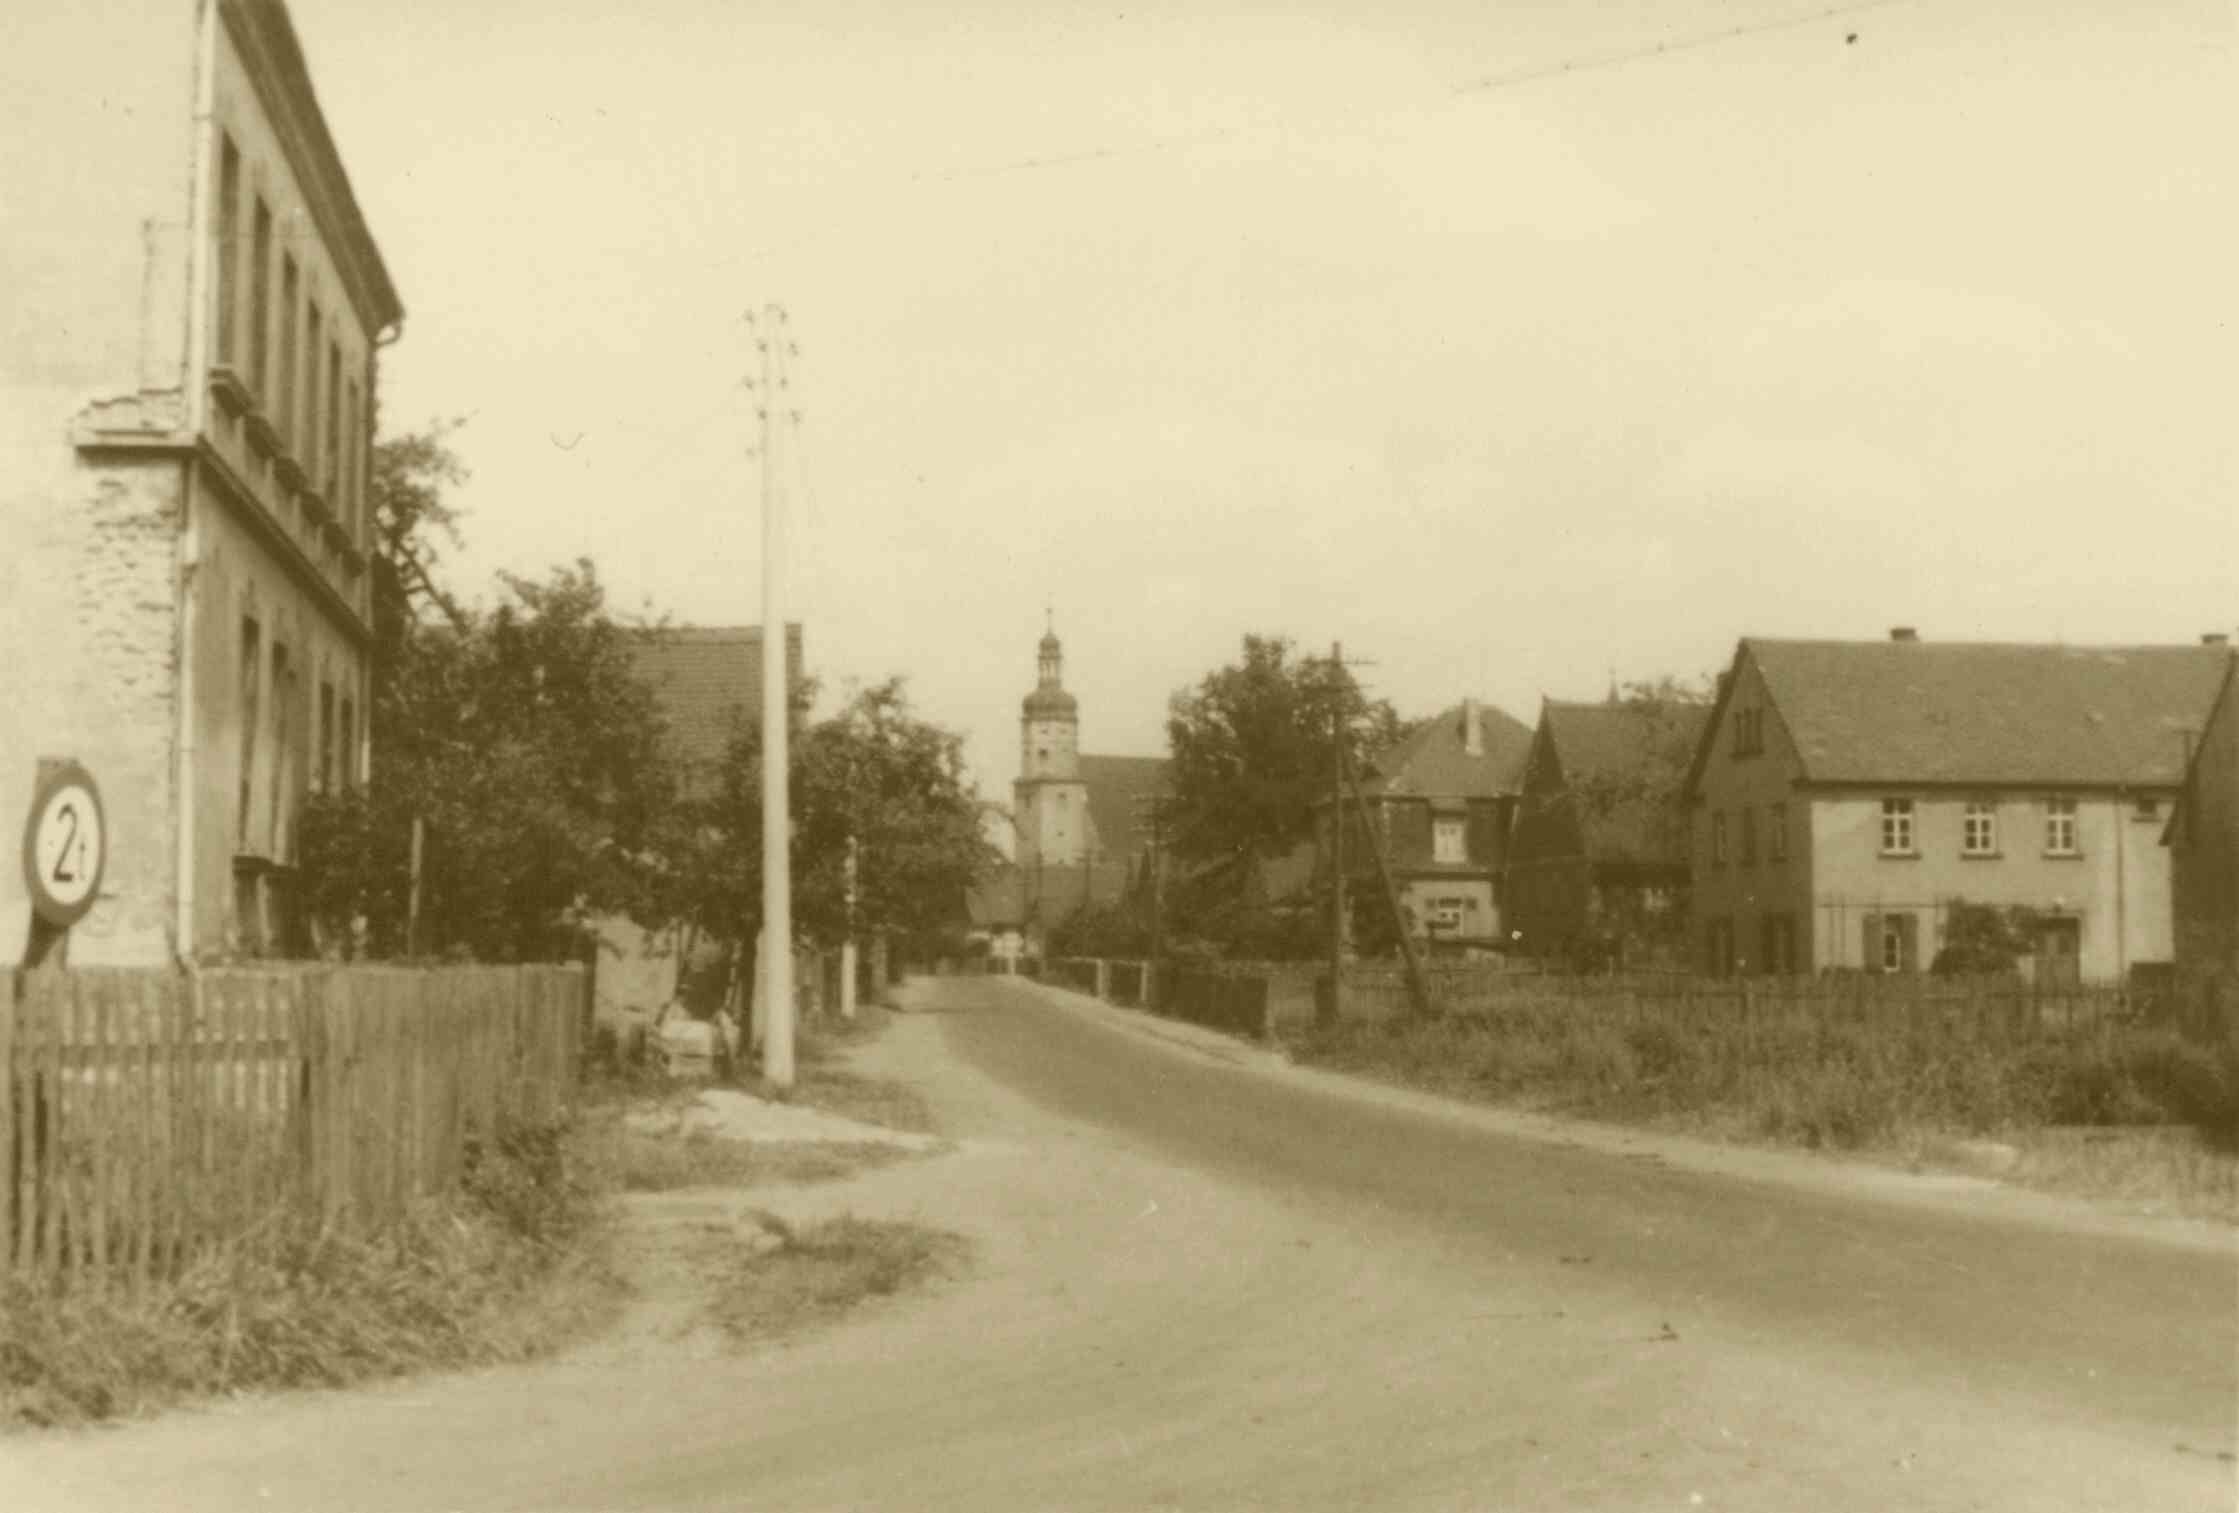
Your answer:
1898;913;1919;973
1863;911;1884;971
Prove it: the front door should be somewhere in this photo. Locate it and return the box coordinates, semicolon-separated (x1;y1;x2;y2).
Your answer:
2033;917;2082;986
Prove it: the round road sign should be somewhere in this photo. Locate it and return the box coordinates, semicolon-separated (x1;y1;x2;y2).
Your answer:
23;762;106;928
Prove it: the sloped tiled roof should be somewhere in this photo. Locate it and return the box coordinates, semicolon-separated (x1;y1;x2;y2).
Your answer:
1360;700;1532;800
1739;639;2228;788
1543;699;1708;866
1079;754;1169;861
630;625;804;785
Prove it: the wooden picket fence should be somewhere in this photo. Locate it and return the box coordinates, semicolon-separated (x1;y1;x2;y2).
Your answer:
1;963;586;1286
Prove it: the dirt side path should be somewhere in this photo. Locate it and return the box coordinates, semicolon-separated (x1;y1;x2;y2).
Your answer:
3;980;2229;1512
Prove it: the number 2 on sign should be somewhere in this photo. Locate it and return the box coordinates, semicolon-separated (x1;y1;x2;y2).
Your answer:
52;801;79;883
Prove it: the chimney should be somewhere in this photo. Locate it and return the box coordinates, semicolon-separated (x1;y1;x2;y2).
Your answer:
1463;698;1484;757
1889;627;1919;643
2202;633;2229;647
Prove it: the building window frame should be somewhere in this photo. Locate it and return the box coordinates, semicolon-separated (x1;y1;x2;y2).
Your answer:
215;134;241;368
238;616;261;850
277;254;299;450
1710;810;1728;867
1962;798;1999;857
1739;806;1758;866
303;301;323;482
1768;801;1788;862
1432;816;1466;864
1732;707;1764;758
2044;796;2080;857
249;198;273;403
1879;796;1916;857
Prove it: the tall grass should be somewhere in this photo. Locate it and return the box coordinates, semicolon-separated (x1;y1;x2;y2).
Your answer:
0;1120;616;1428
1287;1001;2239;1152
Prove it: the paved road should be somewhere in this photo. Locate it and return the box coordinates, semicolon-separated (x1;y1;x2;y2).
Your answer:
6;975;2235;1511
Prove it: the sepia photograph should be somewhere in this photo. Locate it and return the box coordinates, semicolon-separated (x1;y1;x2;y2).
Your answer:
1;1;2234;1508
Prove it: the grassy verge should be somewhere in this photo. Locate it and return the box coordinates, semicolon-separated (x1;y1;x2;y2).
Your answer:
1284;1010;2239;1217
0;1123;618;1429
705;1213;968;1344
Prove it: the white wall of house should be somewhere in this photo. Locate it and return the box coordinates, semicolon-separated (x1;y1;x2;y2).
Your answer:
1808;790;2177;979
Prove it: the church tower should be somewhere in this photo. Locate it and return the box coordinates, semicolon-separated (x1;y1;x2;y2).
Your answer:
1015;619;1090;874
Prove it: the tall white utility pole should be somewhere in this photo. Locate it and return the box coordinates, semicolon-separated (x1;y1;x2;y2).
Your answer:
840;833;859;1021
757;304;795;1088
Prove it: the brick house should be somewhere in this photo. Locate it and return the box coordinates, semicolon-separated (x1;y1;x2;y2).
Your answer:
2;1;402;963
1684;630;2231;981
1330;700;1532;948
2167;648;2239;997
1506;698;1708;968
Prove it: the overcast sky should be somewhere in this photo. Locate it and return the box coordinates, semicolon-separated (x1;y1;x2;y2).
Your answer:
294;0;2235;800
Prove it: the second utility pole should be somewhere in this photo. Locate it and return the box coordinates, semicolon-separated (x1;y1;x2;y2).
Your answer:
1326;640;1346;1024
758;304;795;1088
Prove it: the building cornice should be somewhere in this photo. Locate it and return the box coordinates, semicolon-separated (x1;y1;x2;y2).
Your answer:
220;0;404;335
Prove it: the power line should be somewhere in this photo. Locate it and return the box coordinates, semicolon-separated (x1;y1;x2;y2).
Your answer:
1452;0;1911;97
940;0;1916;183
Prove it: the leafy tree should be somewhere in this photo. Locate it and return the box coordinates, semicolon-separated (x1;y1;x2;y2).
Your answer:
369;419;471;629
298;422;676;960
676;680;999;960
1164;634;1409;878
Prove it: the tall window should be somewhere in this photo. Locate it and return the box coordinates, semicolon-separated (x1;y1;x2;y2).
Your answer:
1706;918;1735;976
1768;801;1788;861
1879;797;1915;855
2045;797;2079;855
215;135;240;366
277;256;299;449
325;341;343;498
249;199;273;400
1739;807;1758;866
1732;707;1764;757
1710;811;1728;866
339;697;356;790
343;378;361;538
269;643;292;857
318;682;336;794
1760;914;1796;975
238;617;261;848
1433;817;1466;863
304;302;323;481
1963;799;1998;856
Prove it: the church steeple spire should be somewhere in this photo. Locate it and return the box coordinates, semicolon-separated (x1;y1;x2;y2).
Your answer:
1037;612;1064;691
